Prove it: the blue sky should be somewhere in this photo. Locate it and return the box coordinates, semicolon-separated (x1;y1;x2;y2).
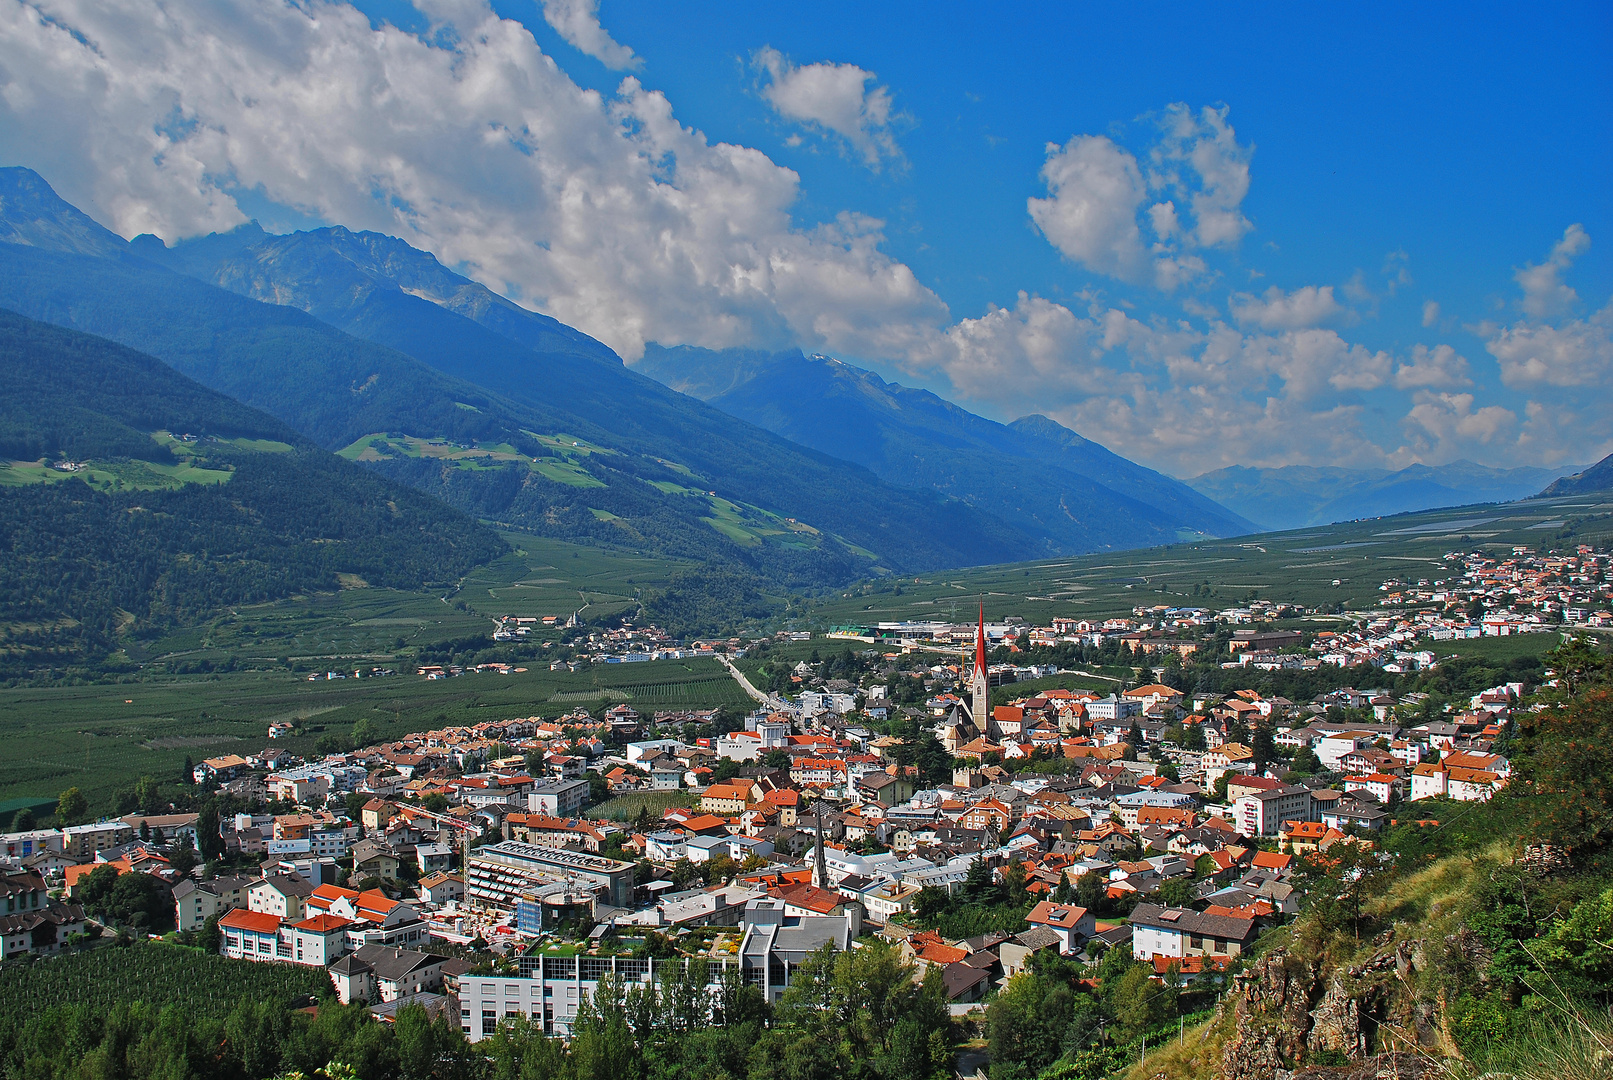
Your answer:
1;0;1609;475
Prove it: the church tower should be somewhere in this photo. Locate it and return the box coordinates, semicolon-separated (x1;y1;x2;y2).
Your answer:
971;602;990;730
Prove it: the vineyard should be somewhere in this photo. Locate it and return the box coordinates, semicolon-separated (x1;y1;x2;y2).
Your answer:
0;943;332;1023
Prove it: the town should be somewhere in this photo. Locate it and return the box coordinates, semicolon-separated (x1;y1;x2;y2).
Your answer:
5;543;1597;1062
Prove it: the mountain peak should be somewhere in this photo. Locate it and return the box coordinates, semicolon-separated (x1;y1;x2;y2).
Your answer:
0;166;128;259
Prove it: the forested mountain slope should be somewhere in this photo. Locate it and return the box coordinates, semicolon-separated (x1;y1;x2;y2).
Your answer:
636;344;1259;550
1541;450;1613;496
0;311;504;679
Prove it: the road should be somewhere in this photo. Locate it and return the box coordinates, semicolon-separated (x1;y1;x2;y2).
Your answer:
718;654;789;711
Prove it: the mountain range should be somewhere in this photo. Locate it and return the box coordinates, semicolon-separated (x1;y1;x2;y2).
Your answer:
1186;461;1576;531
0;167;1258;573
634;346;1260;549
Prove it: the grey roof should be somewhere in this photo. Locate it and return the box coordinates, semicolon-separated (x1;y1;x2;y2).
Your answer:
1129;902;1258;942
941;961;991;998
1012;925;1063;951
257;872;315;898
353;944;442;983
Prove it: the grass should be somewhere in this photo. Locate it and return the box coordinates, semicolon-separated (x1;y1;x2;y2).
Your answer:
0;457;233;492
1427;633;1564;663
586;791;695;821
1110;1012;1232;1080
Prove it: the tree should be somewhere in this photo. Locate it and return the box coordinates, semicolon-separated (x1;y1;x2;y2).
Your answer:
12;807;35;832
56;786;87;825
587;771;609;804
196;911;222;954
1073;871;1106;913
712;758;743;783
763;749;793;771
912;886;950;921
1212;774;1230;802
1110;961;1174;1040
1252;722;1278;771
351;717;379;749
169;833;198;880
195;801;225;861
1182;723;1207;752
1289;747;1322;775
1158;878;1196;907
422;792;449;813
181;755;195;787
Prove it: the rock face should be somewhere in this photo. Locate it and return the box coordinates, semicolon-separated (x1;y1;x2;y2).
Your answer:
1220;944;1419;1080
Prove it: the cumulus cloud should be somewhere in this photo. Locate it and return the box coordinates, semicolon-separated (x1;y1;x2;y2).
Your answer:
1393;343;1472;390
1229;284;1345;330
1404;392;1517;451
1027;136;1150;282
1483;227;1612;388
0;0;945;361
538;0;639;69
1149;103;1252;249
1515;223;1589;317
1029;103;1254;291
1485;300;1613;387
752;47;901;170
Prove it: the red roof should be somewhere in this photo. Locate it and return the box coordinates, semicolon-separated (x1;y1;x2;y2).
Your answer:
220;909;283;934
974;602;987;677
290;913;353;932
1026;900;1090;929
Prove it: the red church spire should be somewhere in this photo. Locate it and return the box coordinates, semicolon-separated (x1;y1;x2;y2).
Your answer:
974;601;987;676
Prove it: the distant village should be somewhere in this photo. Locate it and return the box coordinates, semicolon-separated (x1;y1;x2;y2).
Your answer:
0;543;1605;1036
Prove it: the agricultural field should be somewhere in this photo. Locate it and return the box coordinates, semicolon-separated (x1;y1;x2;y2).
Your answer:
800;491;1613;629
126;530;687;671
0;456;233;492
0;656;753;810
585;791;696;821
0;528;735;810
0;942;331;1020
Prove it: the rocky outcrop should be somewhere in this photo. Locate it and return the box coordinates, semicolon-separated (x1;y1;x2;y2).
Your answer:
1221;941;1422;1080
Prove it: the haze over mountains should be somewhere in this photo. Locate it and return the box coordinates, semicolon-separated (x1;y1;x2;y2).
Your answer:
1186;461;1576;531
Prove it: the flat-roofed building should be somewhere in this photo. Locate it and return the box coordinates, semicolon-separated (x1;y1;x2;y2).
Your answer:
466;841;635;910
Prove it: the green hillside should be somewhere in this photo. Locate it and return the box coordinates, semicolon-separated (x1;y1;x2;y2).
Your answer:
0;310;504;680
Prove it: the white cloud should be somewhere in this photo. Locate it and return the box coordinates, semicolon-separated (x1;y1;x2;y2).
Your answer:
0;0;945;361
538;0;639;70
1485;300;1613;387
752;47;900;170
1029;103;1254;291
1229;284;1344;330
1403;392;1517;451
1027;135;1149;282
1149;103;1252;249
1392;343;1471;390
1515;223;1589;317
1421;299;1440;327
